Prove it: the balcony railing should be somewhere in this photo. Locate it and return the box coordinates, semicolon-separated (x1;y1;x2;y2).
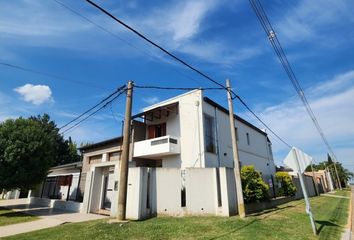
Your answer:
133;135;180;159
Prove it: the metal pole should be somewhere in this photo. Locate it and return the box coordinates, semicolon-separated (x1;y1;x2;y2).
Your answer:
226;79;245;218
293;149;317;235
117;81;133;220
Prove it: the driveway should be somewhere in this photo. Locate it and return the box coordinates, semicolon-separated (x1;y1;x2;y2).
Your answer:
0;198;107;238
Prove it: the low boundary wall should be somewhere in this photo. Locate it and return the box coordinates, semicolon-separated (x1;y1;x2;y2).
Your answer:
245;196;296;214
30;197;82;212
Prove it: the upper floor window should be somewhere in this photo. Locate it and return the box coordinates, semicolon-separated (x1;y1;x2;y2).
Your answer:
204;114;216;153
235;127;239;141
246;132;250;145
109;151;121;161
147;123;166;139
88;154;102;164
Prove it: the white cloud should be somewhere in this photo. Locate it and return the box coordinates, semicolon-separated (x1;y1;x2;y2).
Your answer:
309;70;354;97
0;0;261;67
0;1;91;38
14;84;53;105
132;0;219;48
143;96;160;105
132;0;263;66
275;0;354;43
167;0;217;43
178;41;262;66
249;70;354;171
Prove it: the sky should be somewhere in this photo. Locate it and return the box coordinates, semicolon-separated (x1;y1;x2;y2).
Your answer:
1;0;354;172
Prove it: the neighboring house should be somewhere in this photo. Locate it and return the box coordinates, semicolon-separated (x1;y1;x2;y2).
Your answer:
1;162;82;202
0;162;85;212
80;89;276;218
286;168;336;199
305;169;334;193
40;161;82;201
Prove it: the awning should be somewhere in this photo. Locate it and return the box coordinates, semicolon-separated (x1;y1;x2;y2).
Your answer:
132;102;179;121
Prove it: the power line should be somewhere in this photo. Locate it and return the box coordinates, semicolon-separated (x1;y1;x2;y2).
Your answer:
60;85;126;133
61;88;126;135
85;0;293;149
53;0;206;88
134;85;224;91
85;0;235;97
235;95;292;149
53;0;147;58
249;0;340;159
0;61;108;90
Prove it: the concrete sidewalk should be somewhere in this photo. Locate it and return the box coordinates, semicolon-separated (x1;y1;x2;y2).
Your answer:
0;198;107;238
351;186;354;240
342;186;354;240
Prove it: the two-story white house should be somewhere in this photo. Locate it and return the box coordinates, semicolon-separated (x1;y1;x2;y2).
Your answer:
132;89;274;175
80;89;276;218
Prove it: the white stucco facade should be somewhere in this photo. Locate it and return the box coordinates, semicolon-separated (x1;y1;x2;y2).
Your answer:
80;89;276;219
133;89;276;180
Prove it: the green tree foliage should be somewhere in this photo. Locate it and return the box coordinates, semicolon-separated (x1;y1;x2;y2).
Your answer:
0;114;80;190
30;115;80;166
275;172;296;197
241;165;269;202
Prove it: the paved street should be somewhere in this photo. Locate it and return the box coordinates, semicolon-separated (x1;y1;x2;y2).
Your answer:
0;198;107;238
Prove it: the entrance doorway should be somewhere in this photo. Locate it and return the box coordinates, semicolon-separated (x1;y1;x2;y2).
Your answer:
101;171;114;210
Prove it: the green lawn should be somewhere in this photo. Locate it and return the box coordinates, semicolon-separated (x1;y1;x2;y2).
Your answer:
0;207;38;227
4;190;350;240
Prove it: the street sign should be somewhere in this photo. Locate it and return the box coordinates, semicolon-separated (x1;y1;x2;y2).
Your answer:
284;147;312;173
283;147;317;235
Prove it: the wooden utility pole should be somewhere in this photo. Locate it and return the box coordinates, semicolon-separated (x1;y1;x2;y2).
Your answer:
226;79;245;218
310;162;319;196
332;158;342;190
117;80;133;221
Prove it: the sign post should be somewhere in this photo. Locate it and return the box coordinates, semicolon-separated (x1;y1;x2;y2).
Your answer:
284;147;317;235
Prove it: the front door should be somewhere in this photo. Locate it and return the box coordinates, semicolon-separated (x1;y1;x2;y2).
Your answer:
102;172;114;210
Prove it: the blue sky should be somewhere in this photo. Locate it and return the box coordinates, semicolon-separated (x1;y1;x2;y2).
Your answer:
1;0;354;171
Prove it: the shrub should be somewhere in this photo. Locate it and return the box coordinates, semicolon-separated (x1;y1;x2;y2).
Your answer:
275;172;296;197
241;165;269;203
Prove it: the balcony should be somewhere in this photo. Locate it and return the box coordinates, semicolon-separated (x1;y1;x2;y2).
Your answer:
133;135;180;159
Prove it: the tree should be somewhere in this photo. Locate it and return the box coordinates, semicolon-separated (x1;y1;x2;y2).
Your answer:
30;115;80;166
0;114;80;190
241;165;269;202
275;172;296;197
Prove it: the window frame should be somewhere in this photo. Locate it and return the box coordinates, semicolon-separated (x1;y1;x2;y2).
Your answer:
204;114;216;154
